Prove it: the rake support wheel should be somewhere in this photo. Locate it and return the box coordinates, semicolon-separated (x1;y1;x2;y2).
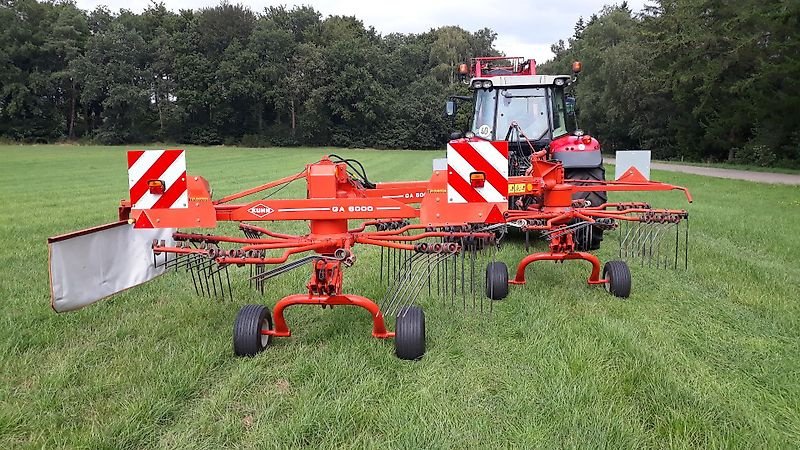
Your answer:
485;261;509;300
233;304;273;356
394;306;425;361
603;260;632;298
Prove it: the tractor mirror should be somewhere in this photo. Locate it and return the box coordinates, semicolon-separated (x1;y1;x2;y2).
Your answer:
445;100;457;117
565;96;576;114
449;131;464;140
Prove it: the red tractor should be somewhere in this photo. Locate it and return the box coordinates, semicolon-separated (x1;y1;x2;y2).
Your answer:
446;57;606;250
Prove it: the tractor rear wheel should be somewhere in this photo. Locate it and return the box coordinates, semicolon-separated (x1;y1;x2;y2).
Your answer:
566;166;607;251
395;306;425;360
485;262;509;300
233;304;273;357
603;260;632;298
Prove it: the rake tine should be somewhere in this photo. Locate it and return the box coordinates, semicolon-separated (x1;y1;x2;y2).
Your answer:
188;255;200;296
451;252;456;310
380;251;425;312
461;238;466;310
380;245;384;283
397;256;447;317
674;219;680;270
226;266;232;301
427;252;432;299
387;251;447;316
471;244;476;310
217;264;225;299
442;244;447;298
684;216;689;270
206;259;218;297
389;252;450;317
191;255;209;297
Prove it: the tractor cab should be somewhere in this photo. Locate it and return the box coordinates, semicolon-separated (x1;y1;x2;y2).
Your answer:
446;57;603;178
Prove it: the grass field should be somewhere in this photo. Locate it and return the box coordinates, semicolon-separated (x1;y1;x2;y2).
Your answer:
1;144;799;448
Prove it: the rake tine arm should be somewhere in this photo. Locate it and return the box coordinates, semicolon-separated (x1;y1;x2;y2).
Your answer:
354;236;415;251
174;232;297;246
360;231;494;242
217;242;333;265
347;220;381;233
213;170;307;205
569;180;693;203
238;223;300;240
360;223;438;237
240;241;308;251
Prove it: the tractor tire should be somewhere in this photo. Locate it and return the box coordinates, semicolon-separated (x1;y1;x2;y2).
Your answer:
603;260;632;298
395;306;425;360
485;262;509;300
233;304;273;357
566;166;607;250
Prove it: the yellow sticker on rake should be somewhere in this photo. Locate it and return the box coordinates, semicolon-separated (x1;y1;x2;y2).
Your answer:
508;183;527;194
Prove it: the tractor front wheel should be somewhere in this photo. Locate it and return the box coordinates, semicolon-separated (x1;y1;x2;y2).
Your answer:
233;304;273;357
566;167;607;250
603;260;632;298
485;262;509;300
395;306;425;360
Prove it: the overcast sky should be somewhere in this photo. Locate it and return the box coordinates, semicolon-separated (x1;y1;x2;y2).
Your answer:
73;0;649;63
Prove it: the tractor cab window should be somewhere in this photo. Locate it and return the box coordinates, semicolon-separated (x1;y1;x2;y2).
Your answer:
495;88;550;141
551;87;568;138
471;89;496;139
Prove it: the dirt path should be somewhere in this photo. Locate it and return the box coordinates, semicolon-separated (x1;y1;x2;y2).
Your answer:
605;158;800;185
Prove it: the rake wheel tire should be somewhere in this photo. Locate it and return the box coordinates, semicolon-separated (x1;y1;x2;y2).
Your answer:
485;262;509;300
603;260;632;298
395;306;425;361
233;304;272;357
566;167;607;250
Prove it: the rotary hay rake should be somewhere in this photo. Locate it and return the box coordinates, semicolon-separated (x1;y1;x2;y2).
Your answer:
48;143;691;360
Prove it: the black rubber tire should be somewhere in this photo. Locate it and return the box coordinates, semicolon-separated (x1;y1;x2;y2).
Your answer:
603;260;632;298
566;166;607;250
233;304;273;357
485;261;509;300
395;306;425;361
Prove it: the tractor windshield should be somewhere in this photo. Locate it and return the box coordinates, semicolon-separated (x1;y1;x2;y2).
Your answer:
496;88;550;140
471;86;569;141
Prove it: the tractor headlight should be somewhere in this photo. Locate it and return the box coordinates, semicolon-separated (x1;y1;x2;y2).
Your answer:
554;78;566;86
481;80;493;89
472;80;483;89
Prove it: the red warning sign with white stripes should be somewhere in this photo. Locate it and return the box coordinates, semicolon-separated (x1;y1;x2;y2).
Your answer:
127;149;188;210
447;141;508;203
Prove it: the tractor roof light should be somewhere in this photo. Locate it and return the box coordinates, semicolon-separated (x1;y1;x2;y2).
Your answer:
471;79;483;89
554;77;566;86
481;80;493;89
458;63;470;75
572;60;582;74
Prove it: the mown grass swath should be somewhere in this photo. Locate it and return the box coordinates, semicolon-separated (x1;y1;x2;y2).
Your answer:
0;145;798;447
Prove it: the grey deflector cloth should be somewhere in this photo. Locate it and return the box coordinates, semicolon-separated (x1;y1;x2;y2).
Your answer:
48;221;174;313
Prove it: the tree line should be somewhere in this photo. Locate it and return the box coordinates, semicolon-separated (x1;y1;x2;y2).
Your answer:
0;0;494;148
543;1;800;167
2;1;798;166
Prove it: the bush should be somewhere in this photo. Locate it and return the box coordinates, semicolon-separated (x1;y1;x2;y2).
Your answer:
185;127;222;145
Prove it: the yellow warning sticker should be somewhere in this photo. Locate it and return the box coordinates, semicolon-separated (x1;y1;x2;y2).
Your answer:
508;183;526;194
